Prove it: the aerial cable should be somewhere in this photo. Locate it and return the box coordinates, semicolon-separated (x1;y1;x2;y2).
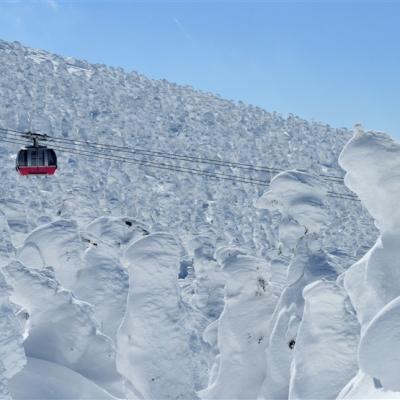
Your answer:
54;147;269;187
0;127;345;182
28;139;271;185
0;127;286;174
0;135;360;201
0;136;269;187
0;130;285;186
0;130;360;201
51;140;345;183
327;191;359;200
327;192;361;202
0;132;359;200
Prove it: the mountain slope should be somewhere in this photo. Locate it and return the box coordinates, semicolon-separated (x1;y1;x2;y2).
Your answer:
0;39;380;399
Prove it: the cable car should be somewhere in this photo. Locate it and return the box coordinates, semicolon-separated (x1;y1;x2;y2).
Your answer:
16;133;57;176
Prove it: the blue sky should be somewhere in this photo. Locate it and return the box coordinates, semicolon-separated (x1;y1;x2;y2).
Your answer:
1;0;399;136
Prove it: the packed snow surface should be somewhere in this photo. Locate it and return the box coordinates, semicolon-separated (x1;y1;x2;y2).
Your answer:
1;39;397;399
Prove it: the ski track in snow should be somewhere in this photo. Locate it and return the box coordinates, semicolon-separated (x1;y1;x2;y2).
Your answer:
0;39;398;399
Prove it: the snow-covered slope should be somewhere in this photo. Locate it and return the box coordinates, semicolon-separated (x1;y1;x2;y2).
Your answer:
0;39;384;399
0;39;374;260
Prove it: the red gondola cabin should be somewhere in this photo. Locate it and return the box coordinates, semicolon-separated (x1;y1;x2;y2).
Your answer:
16;146;57;175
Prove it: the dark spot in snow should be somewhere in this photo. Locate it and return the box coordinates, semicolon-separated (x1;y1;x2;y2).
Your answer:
289;339;295;349
258;277;266;292
125;220;132;227
373;377;383;389
82;237;98;246
258;336;263;344
179;259;192;279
